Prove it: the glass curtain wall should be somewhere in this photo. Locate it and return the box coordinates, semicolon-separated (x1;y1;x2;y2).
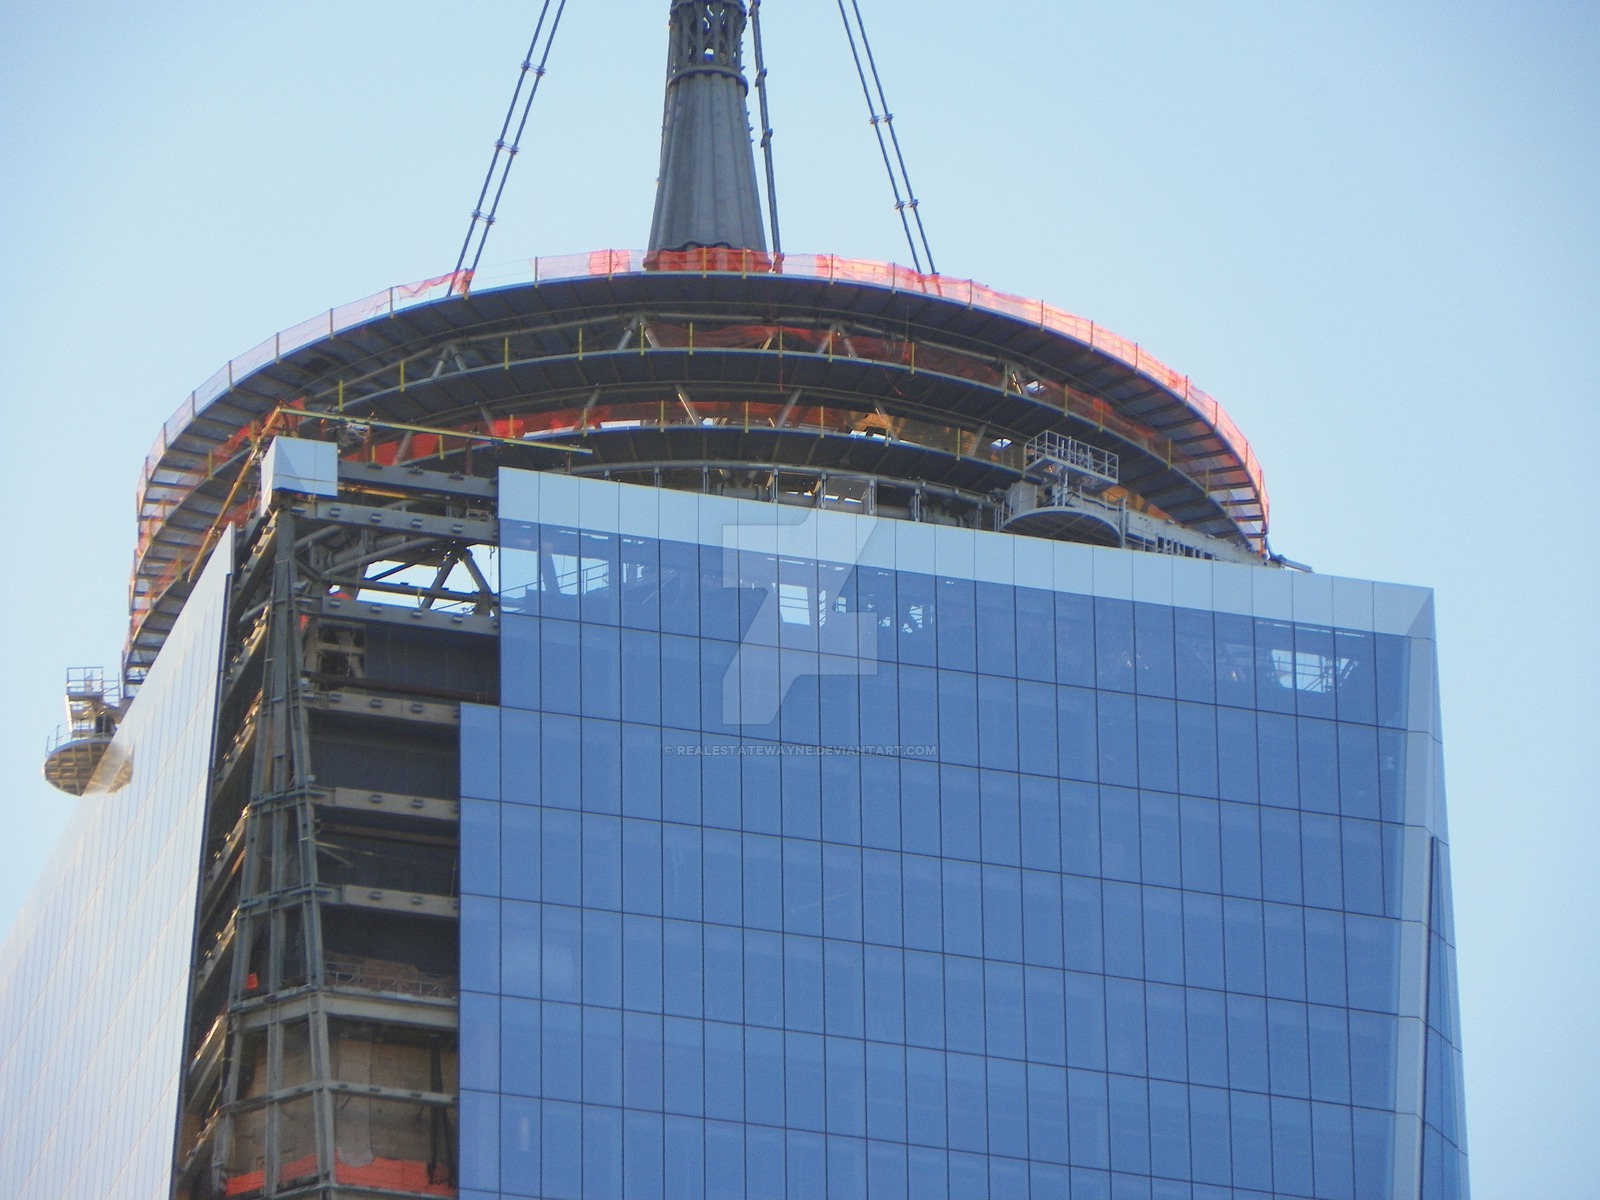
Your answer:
0;544;231;1200
457;469;1466;1200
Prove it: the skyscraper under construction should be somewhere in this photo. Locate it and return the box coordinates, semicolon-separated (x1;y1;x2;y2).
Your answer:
1;4;1467;1198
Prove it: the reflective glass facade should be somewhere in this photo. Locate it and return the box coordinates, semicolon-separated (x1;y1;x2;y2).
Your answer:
0;544;231;1200
457;470;1467;1200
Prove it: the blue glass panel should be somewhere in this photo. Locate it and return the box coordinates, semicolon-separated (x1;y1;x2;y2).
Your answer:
1341;818;1385;917
1061;780;1100;876
1019;775;1062;872
1305;907;1348;1008
1253;619;1297;715
1016;587;1057;682
822;843;864;942
978;675;1020;771
462;798;501;897
746;1126;784;1200
541;619;581;715
938;670;979;766
782;752;822;839
1374;633;1411;729
1099;787;1140;882
866;1040;909;1143
583;1006;624;1105
946;1052;989;1153
829;1136;869;1197
1104;976;1147;1076
1186;988;1228;1088
905;951;945;1048
1183;892;1226;991
903;856;944;952
1213;612;1256;708
622;1012;664;1110
1308;1004;1352;1104
1096;691;1138;788
1143;982;1185;1082
659;928;704;1017
743;834;782;930
663;1018;705;1115
1226;993;1269;1093
501;996;540;1096
979;770;1022;865
1133;601;1175;696
744;928;783;1027
1190;1085;1232;1185
622;1110;664;1200
622;913;663;1012
1067;1069;1111;1169
937;577;978;673
1298;717;1339;814
1148;1079;1188;1179
1113;1075;1152;1177
787;1033;827;1131
1260;808;1302;904
1346;914;1402;1013
862;850;903;946
1008;964;1060;1067
1301;812;1344;910
1179;796;1222;894
542;1003;582;1101
1142;887;1184;985
1267;998;1311;1098
1057;687;1098;782
1022;870;1065;968
1102;882;1144;979
1054;591;1094;686
703;924;743;1022
582;813;623;909
746;1026;786;1126
985;960;1026;1059
976;581;1018;677
784;838;823;935
622;819;663;916
896;572;935;667
826;1036;868;1136
1062;874;1105;974
542;810;581;905
1027;1062;1069;1163
1293;624;1337;720
1264;902;1307;1001
945;955;985;1054
705;1021;746;1121
661;824;703;922
824;940;865;1038
864;948;908;1042
621;723;662;819
846;757;894;855
1173;607;1216;703
1223;896;1266;995
1216;705;1259;804
821;754;862;844
620;629;661;726
500;1094;539;1196
982;865;1023;961
1268;1096;1316;1197
705;1120;745;1200
1256;711;1299;808
503;616;540;708
579;915;620;1011
501;706;541;805
1352;1106;1397;1196
580;623;622;720
541;712;582;809
1136;697;1179;793
785;936;826;1033
1229;1090;1273;1191
1176;701;1219;799
1139;791;1181;887
1063;973;1107;1071
1350;1017;1401;1107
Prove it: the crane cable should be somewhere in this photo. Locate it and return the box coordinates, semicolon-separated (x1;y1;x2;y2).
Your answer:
451;0;569;292
749;0;782;254
835;0;936;274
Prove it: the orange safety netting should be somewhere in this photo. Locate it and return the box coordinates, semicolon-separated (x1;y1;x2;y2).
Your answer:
223;1155;455;1198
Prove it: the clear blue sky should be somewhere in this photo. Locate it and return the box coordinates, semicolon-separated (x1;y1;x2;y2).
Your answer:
2;3;1595;1196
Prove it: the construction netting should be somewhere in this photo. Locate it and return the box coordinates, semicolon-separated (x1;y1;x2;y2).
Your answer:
132;253;1270;638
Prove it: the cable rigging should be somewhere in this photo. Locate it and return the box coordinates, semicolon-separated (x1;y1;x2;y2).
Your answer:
835;0;936;274
451;0;569;292
749;0;782;254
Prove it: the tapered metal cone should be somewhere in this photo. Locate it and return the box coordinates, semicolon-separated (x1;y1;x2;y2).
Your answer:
648;0;768;252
